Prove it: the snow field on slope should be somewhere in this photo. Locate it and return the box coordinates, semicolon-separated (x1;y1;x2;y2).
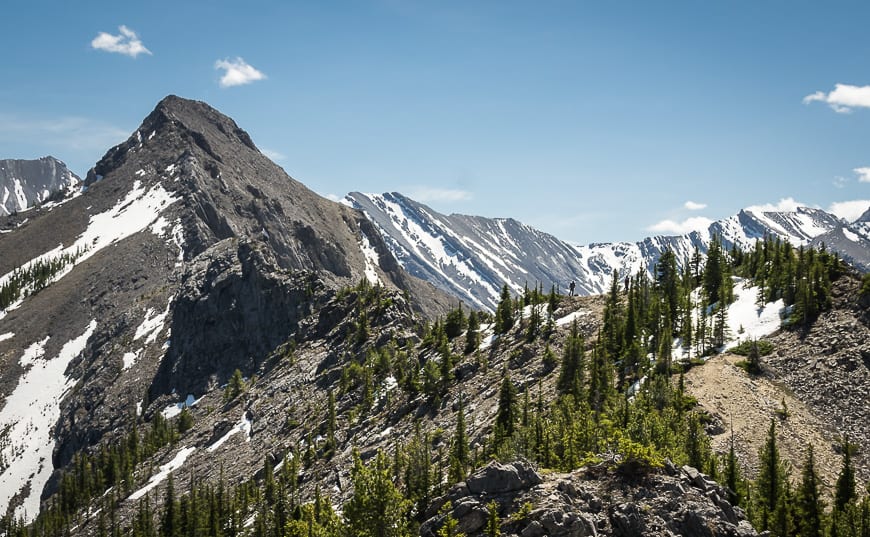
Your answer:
127;446;196;501
0;321;97;522
162;394;200;420
358;230;381;285
206;413;253;453
672;277;784;361
0;180;178;317
365;195;499;308
843;228;861;242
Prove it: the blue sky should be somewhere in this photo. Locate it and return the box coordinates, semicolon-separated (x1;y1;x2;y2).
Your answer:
2;0;870;244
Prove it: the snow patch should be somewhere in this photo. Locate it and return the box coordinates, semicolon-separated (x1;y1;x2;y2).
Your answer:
18;337;49;367
0;321;96;522
206;413;253;453
127;446;196;501
556;309;590;327
150;216;170;236
843;228;861;242
0;332;13;343
134;300;171;346
0;181;179;314
161;394;199;419
122;351;139;370
725;279;784;346
359;231;381;284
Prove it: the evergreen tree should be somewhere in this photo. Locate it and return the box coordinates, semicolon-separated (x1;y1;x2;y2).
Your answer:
755;419;788;532
160;474;179;537
704;234;724;306
485;501;501;537
448;394;469;484
464;311;480;355
494;285;514;334
444;304;466;340
794;445;824;537
224;369;245;403
344;450;411;537
494;371;518;448
835;440;857;512
556;321;585;402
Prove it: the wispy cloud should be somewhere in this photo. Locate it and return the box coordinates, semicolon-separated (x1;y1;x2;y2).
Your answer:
91;25;151;58
803;83;870;114
406;187;473;203
828;200;870;222
647;216;713;235
684;200;707;211
854;167;870;183
261;148;285;161
0;113;128;151
215;57;266;88
746;197;806;213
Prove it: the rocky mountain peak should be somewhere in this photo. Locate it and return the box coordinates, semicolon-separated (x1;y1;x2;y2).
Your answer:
0;156;80;216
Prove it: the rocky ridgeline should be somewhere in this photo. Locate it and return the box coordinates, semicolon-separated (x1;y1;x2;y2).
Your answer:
765;272;870;482
421;460;758;537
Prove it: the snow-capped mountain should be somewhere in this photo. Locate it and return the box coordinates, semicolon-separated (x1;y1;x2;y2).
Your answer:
346;192;591;310
347;193;858;310
810;207;870;271
0;157;80;216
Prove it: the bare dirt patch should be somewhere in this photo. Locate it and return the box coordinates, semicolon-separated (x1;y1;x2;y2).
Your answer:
684;353;843;494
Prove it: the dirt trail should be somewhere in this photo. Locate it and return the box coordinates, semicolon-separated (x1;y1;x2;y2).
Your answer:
684;353;843;494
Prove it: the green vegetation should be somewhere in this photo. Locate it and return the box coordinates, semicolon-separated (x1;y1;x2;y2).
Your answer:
0;247;87;310
4;236;863;537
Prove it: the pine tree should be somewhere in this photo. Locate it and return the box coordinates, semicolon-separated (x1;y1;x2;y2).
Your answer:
448;394;469;484
557;321;585;402
494;285;514;334
723;423;744;505
485;501;501;537
344;450;411;537
755;419;787;532
794;445;824;537
494;371;518;448
160;474;179;537
464;311;480;354
835;440;857;512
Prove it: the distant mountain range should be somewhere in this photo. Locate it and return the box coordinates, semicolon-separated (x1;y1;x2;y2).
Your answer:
347;192;870;310
0;157;80;216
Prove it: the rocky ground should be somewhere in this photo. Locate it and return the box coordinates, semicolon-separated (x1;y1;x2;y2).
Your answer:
685;271;870;494
422;459;758;537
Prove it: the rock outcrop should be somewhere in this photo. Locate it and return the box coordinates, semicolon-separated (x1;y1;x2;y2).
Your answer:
421;460;758;537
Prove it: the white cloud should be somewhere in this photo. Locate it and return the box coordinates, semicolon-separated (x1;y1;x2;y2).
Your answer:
215;58;266;88
323;193;342;202
91;25;151;58
803;83;870;114
406;187;472;203
746;197;806;213
261;148;285;161
647;216;713;235
854;167;870;183
684;200;707;211
828;200;870;222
